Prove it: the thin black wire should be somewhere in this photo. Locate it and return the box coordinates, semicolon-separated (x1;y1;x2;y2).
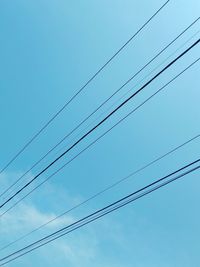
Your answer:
27;160;200;249
1;38;199;209
51;27;200;163
0;57;199;220
0;0;171;175
1;17;199;201
0;132;199;252
0;42;200;208
0;159;199;266
44;27;200;167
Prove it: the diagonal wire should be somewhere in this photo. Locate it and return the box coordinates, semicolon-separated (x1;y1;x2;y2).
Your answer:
0;0;171;175
0;132;199;252
0;159;199;266
0;57;199;220
0;38;199;209
1;17;199;201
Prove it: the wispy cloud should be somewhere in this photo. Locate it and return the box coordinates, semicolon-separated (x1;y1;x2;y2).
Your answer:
0;171;129;267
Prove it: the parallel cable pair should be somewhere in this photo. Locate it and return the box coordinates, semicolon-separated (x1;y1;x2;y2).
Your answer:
0;158;199;266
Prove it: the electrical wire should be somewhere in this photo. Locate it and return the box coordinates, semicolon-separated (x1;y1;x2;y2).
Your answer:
0;57;199;219
0;0;171;175
1;17;199;201
51;27;200;162
1;38;199;209
0;159;199;266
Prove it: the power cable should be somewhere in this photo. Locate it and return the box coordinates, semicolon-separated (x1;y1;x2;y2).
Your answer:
1;17;198;200
52;27;200;161
0;57;199;218
0;38;199;208
0;0;170;174
0;159;199;266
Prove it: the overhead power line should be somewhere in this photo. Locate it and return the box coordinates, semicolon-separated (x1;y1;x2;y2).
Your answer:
0;133;199;252
0;40;199;209
1;17;199;201
0;0;170;175
0;159;199;266
0;56;199;218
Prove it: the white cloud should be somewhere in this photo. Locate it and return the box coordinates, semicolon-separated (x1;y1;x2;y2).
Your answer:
0;202;74;233
0;171;127;267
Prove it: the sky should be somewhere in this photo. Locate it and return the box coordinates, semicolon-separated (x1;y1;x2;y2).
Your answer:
0;0;200;266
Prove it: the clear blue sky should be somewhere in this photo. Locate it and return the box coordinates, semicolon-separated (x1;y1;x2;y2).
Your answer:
0;0;200;266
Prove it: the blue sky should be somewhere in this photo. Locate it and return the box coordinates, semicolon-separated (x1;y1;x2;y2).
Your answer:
0;0;200;266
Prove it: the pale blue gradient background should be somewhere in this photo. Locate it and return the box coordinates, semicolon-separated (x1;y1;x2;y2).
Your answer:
0;0;200;266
